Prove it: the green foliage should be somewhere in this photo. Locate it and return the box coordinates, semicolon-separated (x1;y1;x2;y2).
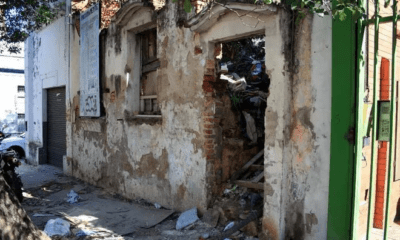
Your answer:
231;95;240;108
1;0;67;53
184;0;192;13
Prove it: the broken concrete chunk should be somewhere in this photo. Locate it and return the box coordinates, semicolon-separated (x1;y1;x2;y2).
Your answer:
202;208;220;228
176;207;199;230
44;218;71;237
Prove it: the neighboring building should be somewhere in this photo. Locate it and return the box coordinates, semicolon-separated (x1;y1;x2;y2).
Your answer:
24;0;346;239
0;44;25;133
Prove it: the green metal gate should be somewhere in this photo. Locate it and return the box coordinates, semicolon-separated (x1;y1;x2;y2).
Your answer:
329;0;399;239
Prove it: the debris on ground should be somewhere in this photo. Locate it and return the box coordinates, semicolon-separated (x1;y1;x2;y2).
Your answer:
176;207;200;230
66;190;80;204
75;228;97;237
154;202;161;209
43;218;71;237
224;221;235;231
17;161;264;239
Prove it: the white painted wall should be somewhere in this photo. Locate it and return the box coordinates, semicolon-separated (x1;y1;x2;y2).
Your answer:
25;16;68;164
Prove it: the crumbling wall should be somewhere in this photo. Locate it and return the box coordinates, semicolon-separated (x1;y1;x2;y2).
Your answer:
262;13;332;240
66;3;209;212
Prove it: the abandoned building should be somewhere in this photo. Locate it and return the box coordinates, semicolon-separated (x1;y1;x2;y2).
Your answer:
22;0;338;239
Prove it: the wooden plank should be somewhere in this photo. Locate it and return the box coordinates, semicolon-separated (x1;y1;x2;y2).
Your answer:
249;165;264;171
142;60;160;74
252;170;264;183
230;149;264;181
235;180;264;190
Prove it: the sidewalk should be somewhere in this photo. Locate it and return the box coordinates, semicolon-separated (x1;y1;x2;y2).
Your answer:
16;162;259;240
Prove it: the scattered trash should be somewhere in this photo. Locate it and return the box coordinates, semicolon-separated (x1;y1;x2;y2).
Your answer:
176;207;199;230
239;198;246;207
243;111;257;143
67;190;80;204
154;203;161;209
33;213;55;217
44;218;71;237
75;229;97;237
224;221;235;231
224;189;231;195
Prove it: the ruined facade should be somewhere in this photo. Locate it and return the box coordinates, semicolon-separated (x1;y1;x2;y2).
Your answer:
25;0;332;239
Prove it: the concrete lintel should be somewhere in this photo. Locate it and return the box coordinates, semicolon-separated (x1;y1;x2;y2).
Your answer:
189;3;277;33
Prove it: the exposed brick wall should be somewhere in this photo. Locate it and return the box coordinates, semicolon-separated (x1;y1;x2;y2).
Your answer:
202;58;221;195
380;58;390;101
374;58;390;229
374;141;388;228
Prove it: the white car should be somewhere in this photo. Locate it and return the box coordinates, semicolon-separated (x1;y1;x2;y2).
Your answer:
0;133;26;159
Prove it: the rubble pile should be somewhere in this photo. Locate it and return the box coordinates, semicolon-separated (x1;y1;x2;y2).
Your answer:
219;36;269;146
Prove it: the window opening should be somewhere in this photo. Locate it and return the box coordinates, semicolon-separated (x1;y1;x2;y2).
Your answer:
17;86;24;93
138;28;160;115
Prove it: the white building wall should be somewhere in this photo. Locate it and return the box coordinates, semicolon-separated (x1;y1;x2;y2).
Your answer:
0;44;25;135
25;16;68;165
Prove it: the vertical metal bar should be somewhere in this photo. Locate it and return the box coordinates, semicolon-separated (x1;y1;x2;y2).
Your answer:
383;0;398;239
353;0;367;237
327;1;358;238
366;0;380;238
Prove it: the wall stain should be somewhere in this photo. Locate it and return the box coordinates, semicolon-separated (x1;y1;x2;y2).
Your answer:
136;149;169;180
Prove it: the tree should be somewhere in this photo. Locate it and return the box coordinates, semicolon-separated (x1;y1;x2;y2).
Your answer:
0;0;364;54
0;0;65;53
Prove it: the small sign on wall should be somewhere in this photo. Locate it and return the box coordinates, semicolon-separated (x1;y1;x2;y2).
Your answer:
378;101;391;141
80;3;100;117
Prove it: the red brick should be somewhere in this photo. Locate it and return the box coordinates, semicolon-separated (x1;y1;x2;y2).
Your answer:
202;112;213;116
194;46;202;55
204;144;214;149
205;68;215;76
203;75;215;82
204;117;214;122
375;207;384;215
203;81;213;93
206;149;215;155
204;124;214;129
204;130;213;135
213;118;220;123
206;59;215;69
205;139;214;144
377;175;386;182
